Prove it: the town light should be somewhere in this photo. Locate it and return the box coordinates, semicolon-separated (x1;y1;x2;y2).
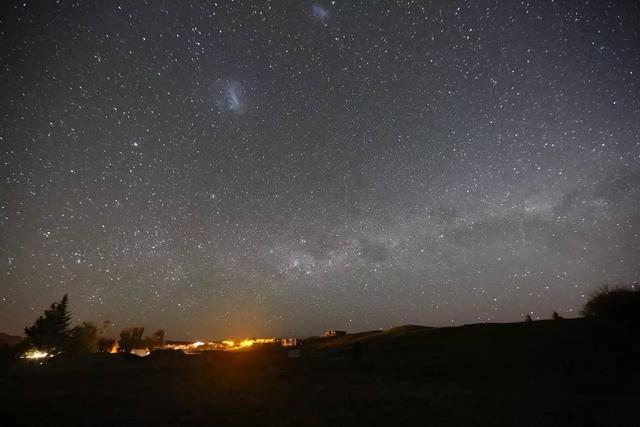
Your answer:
22;350;49;359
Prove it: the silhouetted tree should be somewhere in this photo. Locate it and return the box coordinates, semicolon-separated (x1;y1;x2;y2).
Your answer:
97;337;117;353
145;329;165;350
524;314;533;322
98;319;113;336
96;319;116;352
581;285;640;321
119;327;144;353
552;311;563;320
69;322;99;354
24;294;72;354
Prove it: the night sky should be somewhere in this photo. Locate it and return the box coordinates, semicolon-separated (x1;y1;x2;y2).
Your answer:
1;1;639;340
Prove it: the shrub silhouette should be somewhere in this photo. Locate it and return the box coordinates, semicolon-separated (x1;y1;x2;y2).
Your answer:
524;314;533;322
581;285;640;321
552;311;563;320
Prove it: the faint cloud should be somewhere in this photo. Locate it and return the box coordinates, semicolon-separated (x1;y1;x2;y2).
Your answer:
312;3;330;21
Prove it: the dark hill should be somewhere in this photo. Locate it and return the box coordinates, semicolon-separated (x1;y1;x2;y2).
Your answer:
305;318;639;378
0;333;22;346
1;318;638;426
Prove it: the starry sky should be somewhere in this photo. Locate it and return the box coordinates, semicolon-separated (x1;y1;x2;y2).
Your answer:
1;0;639;340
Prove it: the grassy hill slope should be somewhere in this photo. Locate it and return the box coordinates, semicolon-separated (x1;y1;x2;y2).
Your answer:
1;318;638;426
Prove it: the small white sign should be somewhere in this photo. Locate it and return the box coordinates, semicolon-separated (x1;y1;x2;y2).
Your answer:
288;349;300;358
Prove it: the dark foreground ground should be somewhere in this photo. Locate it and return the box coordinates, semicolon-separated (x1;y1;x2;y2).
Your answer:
1;318;638;426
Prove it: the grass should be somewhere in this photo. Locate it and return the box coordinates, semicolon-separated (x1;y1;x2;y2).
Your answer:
1;318;638;426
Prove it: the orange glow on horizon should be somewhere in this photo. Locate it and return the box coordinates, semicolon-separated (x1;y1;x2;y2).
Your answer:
162;338;277;352
223;338;276;350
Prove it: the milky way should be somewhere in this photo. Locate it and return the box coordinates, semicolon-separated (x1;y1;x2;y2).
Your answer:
1;1;639;339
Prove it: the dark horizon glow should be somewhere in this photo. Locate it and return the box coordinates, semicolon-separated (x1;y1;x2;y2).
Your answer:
1;1;639;341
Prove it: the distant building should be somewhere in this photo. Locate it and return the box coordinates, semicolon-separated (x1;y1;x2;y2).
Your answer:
130;348;150;357
322;330;346;338
281;338;298;347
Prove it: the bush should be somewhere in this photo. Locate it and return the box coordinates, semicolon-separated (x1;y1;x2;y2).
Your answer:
551;311;563;320
581;285;640;321
68;322;99;354
119;327;145;353
98;337;117;353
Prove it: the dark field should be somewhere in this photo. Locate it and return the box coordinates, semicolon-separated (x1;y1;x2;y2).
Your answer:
1;319;638;426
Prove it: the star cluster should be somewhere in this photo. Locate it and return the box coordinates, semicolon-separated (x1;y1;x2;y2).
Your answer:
1;1;639;339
